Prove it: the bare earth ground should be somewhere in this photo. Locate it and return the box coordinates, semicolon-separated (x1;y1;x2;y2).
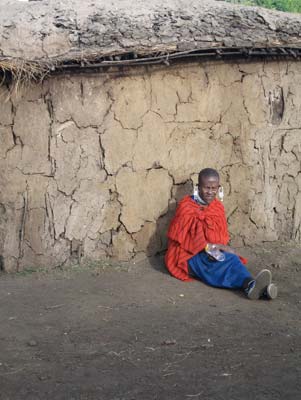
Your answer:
0;242;300;400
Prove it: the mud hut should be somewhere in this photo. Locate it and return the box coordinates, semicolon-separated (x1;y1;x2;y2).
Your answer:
0;0;300;271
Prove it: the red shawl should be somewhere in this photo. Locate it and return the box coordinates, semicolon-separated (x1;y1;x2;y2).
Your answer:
165;196;230;281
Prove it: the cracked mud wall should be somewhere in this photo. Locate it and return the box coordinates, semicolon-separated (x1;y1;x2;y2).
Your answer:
0;60;300;271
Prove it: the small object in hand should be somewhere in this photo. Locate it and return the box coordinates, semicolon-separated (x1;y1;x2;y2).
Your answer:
205;243;225;262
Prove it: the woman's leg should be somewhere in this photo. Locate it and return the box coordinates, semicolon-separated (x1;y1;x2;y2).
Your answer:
188;251;252;289
188;251;277;299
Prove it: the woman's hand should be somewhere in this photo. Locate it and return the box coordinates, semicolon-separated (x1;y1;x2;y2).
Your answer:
215;244;238;255
212;244;248;264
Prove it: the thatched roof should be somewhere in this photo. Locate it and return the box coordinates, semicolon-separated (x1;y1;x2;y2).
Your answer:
1;0;301;79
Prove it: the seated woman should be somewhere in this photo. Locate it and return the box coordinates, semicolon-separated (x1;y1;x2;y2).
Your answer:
165;168;277;300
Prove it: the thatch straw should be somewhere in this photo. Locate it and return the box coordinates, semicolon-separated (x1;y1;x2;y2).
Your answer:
0;58;49;93
2;0;301;85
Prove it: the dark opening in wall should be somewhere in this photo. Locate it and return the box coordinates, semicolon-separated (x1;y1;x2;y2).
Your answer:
0;255;4;271
269;86;284;125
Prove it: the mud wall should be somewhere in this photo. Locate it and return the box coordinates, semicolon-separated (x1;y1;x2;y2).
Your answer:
0;60;300;271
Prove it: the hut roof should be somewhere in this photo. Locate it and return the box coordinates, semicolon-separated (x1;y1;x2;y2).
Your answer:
1;0;301;78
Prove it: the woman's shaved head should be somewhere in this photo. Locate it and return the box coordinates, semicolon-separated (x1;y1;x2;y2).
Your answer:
198;168;219;185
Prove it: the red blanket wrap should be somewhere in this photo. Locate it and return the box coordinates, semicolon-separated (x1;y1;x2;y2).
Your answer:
165;196;231;281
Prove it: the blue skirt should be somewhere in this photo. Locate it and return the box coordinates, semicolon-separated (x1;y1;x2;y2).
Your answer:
188;251;252;289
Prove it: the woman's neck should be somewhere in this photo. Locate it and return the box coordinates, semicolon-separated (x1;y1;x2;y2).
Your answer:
193;191;207;205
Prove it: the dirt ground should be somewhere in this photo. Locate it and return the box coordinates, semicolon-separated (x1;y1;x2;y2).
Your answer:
0;242;300;400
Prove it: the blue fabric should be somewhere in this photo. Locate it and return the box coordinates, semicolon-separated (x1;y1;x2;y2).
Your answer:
188;251;252;289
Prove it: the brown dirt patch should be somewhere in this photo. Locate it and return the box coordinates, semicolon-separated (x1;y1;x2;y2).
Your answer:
0;242;300;400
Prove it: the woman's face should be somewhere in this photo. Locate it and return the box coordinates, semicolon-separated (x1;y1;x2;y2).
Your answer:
198;176;220;204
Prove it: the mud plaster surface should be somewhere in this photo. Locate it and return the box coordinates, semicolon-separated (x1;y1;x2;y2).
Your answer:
1;0;301;62
0;60;301;271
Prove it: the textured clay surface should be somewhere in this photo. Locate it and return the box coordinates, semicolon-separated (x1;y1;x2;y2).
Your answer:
1;0;301;63
0;60;300;271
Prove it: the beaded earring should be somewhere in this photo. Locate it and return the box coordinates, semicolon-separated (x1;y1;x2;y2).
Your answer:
218;186;224;202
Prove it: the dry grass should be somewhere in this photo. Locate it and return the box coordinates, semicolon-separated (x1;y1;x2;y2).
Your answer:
0;58;49;94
